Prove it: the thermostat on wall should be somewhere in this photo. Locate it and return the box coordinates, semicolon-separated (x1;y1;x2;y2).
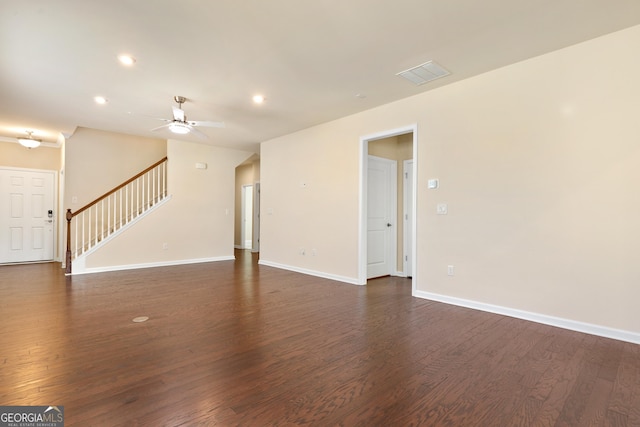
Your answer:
195;162;208;170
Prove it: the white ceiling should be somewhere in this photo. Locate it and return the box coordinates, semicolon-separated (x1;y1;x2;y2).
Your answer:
1;1;640;152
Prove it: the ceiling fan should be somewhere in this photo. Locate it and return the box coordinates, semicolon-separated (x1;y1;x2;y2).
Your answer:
150;96;225;138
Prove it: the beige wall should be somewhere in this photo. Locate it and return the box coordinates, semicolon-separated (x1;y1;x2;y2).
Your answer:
260;25;640;334
83;140;253;269
64;128;167;210
0;141;61;171
261;121;361;280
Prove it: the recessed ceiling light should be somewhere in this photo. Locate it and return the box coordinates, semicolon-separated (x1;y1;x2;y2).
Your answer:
252;94;265;104
118;54;136;66
94;96;108;105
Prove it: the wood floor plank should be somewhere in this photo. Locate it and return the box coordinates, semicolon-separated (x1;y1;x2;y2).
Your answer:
608;342;640;418
626;343;640;426
529;347;587;427
1;252;639;426
579;377;614;427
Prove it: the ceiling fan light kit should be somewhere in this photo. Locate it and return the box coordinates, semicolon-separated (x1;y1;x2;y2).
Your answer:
168;122;191;134
151;96;225;138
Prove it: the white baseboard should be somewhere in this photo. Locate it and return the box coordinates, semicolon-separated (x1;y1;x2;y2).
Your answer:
69;256;235;276
414;290;640;345
258;259;361;285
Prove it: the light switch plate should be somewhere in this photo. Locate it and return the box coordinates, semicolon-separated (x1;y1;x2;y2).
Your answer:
437;203;448;215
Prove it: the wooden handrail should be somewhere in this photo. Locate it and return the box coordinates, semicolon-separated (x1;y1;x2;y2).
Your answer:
65;157;168;274
71;157;168;218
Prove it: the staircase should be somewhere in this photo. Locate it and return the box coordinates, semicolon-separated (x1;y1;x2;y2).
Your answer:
65;157;168;274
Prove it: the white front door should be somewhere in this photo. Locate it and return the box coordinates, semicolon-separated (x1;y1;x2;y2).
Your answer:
0;169;55;263
367;156;397;279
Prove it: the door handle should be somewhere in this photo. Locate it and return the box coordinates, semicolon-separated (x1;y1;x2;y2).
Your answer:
387;223;392;227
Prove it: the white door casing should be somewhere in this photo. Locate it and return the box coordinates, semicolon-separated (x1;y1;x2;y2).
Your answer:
0;168;56;263
403;160;414;277
252;182;260;253
367;155;397;279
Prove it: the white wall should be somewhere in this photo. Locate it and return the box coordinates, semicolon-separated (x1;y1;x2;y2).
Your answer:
260;25;640;338
83;139;253;270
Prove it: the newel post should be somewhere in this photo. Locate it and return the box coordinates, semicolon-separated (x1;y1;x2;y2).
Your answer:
65;209;73;274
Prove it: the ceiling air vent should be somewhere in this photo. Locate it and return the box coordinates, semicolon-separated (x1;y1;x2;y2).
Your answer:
396;60;450;86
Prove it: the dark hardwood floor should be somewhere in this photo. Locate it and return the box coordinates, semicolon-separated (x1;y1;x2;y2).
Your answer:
1;251;639;426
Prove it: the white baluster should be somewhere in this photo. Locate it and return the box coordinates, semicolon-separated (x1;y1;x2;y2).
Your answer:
75;215;78;257
81;211;85;254
101;200;104;241
107;196;111;237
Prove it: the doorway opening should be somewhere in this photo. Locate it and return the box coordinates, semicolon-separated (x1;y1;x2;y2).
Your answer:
235;157;261;253
359;125;417;288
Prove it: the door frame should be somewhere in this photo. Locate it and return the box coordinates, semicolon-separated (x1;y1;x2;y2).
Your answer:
358;124;417;287
241;184;253;250
0;166;59;264
252;182;260;253
403;159;414;278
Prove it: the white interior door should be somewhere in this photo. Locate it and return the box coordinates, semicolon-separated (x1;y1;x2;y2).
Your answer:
0;169;55;263
367;156;397;279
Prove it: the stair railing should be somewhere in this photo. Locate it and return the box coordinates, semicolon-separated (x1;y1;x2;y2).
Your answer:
65;157;168;274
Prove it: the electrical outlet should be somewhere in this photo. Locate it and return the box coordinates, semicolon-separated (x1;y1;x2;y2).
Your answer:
162;243;168;250
447;265;454;276
437;203;448;215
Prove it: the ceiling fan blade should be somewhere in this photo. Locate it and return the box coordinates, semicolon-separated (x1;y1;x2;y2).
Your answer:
150;123;171;132
172;106;185;122
189;120;225;128
187;126;209;139
127;111;171;122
